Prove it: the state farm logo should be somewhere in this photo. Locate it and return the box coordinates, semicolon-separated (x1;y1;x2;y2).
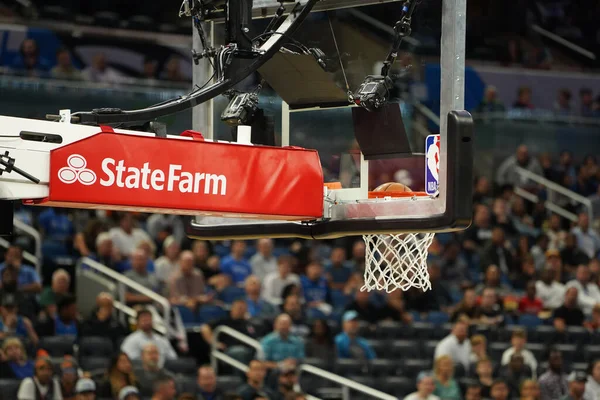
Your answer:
58;154;97;185
56;154;227;196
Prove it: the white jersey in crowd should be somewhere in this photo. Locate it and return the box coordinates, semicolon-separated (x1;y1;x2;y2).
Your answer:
433;334;471;370
566;279;600;315
535;280;566;310
403;393;440;400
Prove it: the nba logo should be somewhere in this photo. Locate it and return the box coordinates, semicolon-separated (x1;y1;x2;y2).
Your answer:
425;134;440;196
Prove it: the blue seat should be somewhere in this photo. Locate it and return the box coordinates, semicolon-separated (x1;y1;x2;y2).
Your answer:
198;305;227;324
426;311;450;325
175;305;197;324
219;286;245;304
519;314;543;328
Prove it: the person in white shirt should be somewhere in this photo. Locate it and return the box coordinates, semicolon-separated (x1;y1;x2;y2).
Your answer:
109;213;153;258
434;320;472;370
584;359;600;400
500;328;538;379
121;309;177;368
571;212;600;259
536;266;566;310
154;236;181;290
262;255;300;305
404;372;440;400
566;264;600;315
18;357;63;400
250;239;278;280
82;53;124;84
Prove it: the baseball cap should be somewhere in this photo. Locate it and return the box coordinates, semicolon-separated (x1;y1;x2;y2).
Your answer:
342;310;359;322
568;371;588;383
416;371;433;383
119;386;140;400
60;357;79;376
75;378;96;394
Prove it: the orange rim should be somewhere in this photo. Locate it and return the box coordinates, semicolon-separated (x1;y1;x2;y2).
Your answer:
368;191;429;199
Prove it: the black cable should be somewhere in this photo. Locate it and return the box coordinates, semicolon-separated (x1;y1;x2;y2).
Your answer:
252;31;310;52
0;135;20;138
195;71;217;91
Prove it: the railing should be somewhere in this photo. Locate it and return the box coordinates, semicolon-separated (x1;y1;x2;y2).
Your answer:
514;166;593;223
532;24;597;61
211;325;263;373
80;257;171;329
13;218;42;270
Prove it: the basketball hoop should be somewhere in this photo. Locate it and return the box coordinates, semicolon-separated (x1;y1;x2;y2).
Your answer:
361;190;435;292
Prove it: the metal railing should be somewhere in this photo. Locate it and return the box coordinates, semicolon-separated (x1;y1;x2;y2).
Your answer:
514;166;593;223
211;325;263;373
532;24;597;61
80;257;171;329
13;219;42;267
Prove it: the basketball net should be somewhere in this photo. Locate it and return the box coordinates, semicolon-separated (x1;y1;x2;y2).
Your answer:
361;232;435;292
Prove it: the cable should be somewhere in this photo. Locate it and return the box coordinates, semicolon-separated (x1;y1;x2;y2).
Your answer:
252;31;310;53
0;135;20;138
327;12;351;95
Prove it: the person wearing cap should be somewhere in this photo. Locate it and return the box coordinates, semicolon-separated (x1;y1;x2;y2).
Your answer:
75;378;96;400
119;385;141;400
260;314;305;369
403;372;440;400
17;356;63;400
560;371;587;400
536;266;566;310
39;269;71;319
35;293;81;338
500;328;538;379
434;320;471;371
0;245;42;294
154;236;181;290
566;265;600;316
333;310;376;361
0;292;39;346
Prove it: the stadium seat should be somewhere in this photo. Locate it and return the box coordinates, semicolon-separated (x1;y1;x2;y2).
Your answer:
197;305;227;324
527;343;546;361
390;339;421;359
370;359;400;377
432;324;452;339
175;375;197;395
584;345;600;362
402;359;433;379
79;336;113;358
421;340;440;359
347;375;376;388
358;321;376;339
554;344;577;364
375;321;404;339
412;322;436;339
535;326;563;344
567;326;589;345
165;358;197;375
39;336;75;357
426;311;450;325
378;376;414;397
334;359;367;377
0;379;21;399
489;342;509;360
365;339;387;356
175;305;197;325
217;375;243;388
303;357;331;371
219;286;246;304
572;362;589;372
80;357;111;373
519;314;543;328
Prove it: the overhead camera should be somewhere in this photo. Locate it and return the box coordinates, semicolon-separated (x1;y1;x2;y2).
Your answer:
352;75;394;112
221;92;260;126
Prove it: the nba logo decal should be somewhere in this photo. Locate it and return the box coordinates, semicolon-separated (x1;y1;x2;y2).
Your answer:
425;134;440;196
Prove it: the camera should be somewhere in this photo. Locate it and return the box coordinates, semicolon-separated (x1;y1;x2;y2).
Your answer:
221;92;260;126
352;75;394;112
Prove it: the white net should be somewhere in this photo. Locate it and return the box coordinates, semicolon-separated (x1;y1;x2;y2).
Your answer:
361;232;435;292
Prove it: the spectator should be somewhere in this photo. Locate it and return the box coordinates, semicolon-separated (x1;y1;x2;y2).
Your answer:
562;233;591;271
81;292;128;346
434;320;471;370
89;232;126;272
451;288;481;323
554;89;573;115
263;255;300;306
192;241;219;282
119;386;141;400
584;360;600;400
462;205;493;251
513;87;534;109
161;56;186;82
260;314;305;367
536;266;566;310
237;360;276;400
110;214;153;258
478;287;505;326
121;309;177;368
553;287;586;331
51;48;82;80
476;86;505;113
469;335;489;366
244;276;275;318
432;355;461;400
305;319;334;361
345;289;380;325
124;249;159;305
498;354;532;397
11;39;51;77
151;376;177;400
301;262;331;314
496;145;543;187
285;393;305;400
571;213;600;260
0;245;42;293
539;349;568;400
281;294;310;338
17;357;62;400
38;208;75;243
562;371;587;400
405;264;454;313
273;365;299;400
201;299;256;363
134;343;174;397
39;268;71;317
250;239;278;280
489;380;510;400
503;38;524;65
220;241;252;286
518;281;544;315
378;289;413;323
325;247;353;290
476;265;512;297
520;379;541;400
58;357;79;400
82;53;123;83
348;241;366;273
74;378;96;400
403;372;440;400
439;241;470;287
580;88;595;117
546;214;567;250
0;293;38;345
501;329;538;376
585;304;600;331
142;57;158;81
475;358;494;397
146;214;185;246
197;365;223;400
155;236;181;289
473;176;493;206
566;264;600;315
464;383;482;400
169;250;212;310
334;310;376;361
0;337;34;379
531;235;550;271
35;294;79;338
97;353;138;399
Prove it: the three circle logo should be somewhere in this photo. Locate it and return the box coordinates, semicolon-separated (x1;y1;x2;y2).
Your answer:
58;154;97;186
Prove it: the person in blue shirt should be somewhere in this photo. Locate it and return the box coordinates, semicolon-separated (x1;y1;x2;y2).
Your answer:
220;241;252;286
38;208;75;243
260;314;305;368
244;276;275;318
0;293;39;346
334;310;376;361
301;262;330;307
35;294;80;338
0;245;42;294
325;247;353;291
10;39;51;77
